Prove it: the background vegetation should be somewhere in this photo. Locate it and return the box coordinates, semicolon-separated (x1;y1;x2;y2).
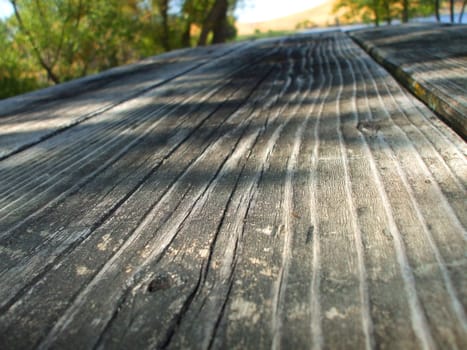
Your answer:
0;0;239;98
334;0;466;26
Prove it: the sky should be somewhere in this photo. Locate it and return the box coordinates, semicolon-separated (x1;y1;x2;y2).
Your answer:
0;0;12;20
0;0;324;22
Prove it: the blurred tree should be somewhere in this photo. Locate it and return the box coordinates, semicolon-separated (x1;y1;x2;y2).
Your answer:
435;0;440;21
460;0;466;22
401;0;409;22
333;0;383;26
180;0;194;46
8;0;143;84
334;0;440;24
0;19;41;98
10;0;61;83
407;0;439;22
152;0;172;51
0;0;240;98
155;0;171;50
382;0;394;24
449;0;454;22
198;0;237;45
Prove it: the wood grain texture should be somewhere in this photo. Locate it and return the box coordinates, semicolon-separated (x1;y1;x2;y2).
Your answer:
0;30;465;349
350;24;467;139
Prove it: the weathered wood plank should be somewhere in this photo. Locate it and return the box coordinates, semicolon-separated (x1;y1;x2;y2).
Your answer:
0;42;250;160
37;40;306;350
340;34;466;349
350;24;467;138
0;29;465;350
0;44;270;237
0;40;282;349
337;36;418;349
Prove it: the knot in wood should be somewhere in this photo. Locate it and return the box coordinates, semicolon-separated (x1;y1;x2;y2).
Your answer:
147;274;173;293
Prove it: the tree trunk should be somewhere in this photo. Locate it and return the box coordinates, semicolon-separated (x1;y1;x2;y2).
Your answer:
383;0;392;24
435;0;440;22
212;0;228;43
10;0;60;84
157;0;170;51
402;0;409;23
372;0;380;26
373;10;380;26
459;0;466;22
181;20;191;47
181;0;193;47
450;0;455;22
198;0;228;46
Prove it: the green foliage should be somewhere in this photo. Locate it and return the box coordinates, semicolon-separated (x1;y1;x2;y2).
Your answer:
8;0;146;82
333;0;439;25
1;0;239;99
0;19;42;98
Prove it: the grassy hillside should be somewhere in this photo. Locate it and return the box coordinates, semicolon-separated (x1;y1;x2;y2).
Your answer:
236;1;348;35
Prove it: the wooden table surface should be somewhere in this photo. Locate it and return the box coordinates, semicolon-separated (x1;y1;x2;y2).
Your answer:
350;24;467;138
0;29;466;349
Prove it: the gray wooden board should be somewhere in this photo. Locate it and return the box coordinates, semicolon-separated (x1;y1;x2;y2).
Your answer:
0;42;250;160
349;24;467;139
0;30;466;349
